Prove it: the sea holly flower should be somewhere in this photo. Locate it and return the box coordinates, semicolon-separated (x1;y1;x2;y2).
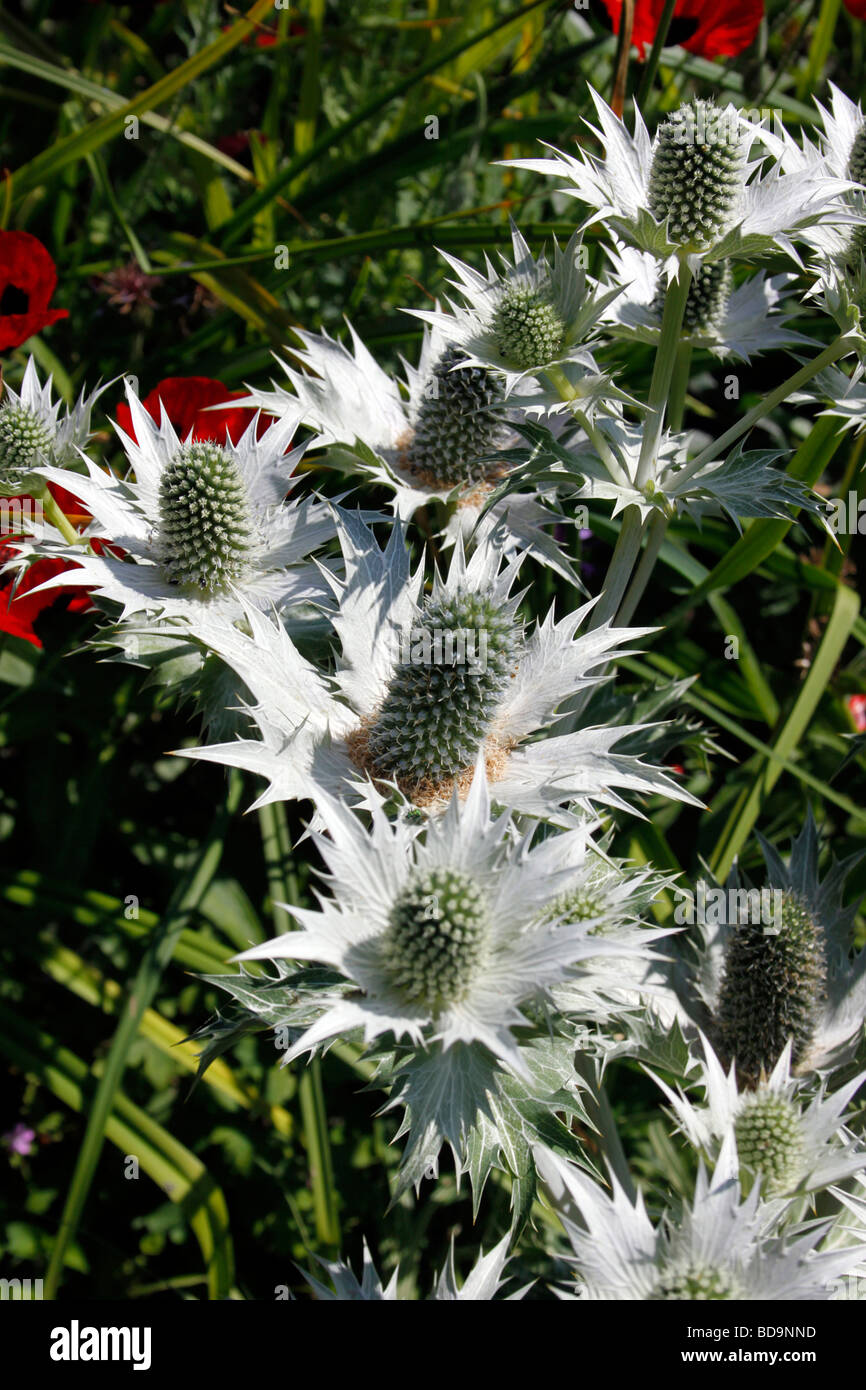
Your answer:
601;243;812;362
234;319;580;583
650;1035;866;1198
0;230;68;351
8;379;334;634
407;224;623;402
182;511;697;820
536;1136;866;1300
0;357;107;496
302;1234;518;1301
657;813;866;1083
115;375;266;447
598;0;763;61
507;91;855;279
227;770;669;1207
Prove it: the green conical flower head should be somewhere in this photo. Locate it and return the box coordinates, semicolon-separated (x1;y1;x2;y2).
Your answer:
367;587;522;790
0;404;53;485
734;1092;805;1194
492;284;566;370
653;261;733;334
384;867;489;1010
848;123;866;187
545;881;608;935
158;441;257;593
650;1265;741;1301
648;100;746;247
716;891;826;1085
406;347;504;488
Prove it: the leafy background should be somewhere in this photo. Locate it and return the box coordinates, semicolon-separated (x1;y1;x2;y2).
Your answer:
0;0;864;1299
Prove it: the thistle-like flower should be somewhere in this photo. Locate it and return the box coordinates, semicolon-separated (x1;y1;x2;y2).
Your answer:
660;813;866;1083
228;769;669;1201
537;1137;866;1300
601;243;812;362
650;1035;866;1198
302;1234;517;1301
408;224;623;400
8;379;334;634
183;511;697;820
234;319;580;582
0;356;107;495
507;90;855;278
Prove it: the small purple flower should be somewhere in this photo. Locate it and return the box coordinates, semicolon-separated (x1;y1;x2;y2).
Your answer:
4;1123;36;1156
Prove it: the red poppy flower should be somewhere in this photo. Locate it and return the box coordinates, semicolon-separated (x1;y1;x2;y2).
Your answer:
844;0;866;17
599;0;763;60
0;548;93;649
0;230;69;352
115;376;262;446
847;694;866;732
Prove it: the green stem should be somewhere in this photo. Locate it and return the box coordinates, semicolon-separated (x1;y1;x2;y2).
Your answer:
590;506;646;630
636;262;692;487
635;0;677;109
544;365;633;489
257;799;339;1253
37;486;82;546
617;511;668;625
676;334;857;488
668;341;692;434
44;770;244;1300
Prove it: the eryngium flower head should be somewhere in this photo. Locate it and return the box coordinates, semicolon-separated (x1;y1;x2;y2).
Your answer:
12;378;334;633
232;320;578;581
407;223;622;402
647;100;746;249
654;811;866;1081
181;511;698;821
232;772;660;1068
537;1136;866;1300
651;1034;866;1198
506;87;859;279
602;242;811;361
0;356;107;493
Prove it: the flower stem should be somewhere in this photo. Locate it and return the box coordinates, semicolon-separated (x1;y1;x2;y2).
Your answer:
36;486;82;546
635;0;677;109
544;365;632;489
676;333;857;488
617;510;668;625
257;799;340;1253
635;262;692;487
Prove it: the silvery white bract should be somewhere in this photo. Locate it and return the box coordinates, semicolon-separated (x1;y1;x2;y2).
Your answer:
229;769;668;1211
234;316;580;583
183;511;697;820
10;380;335;634
536;1137;866;1300
303;1233;517;1301
796;363;866;432
503;416;831;533
0;356;109;492
650;1034;866;1198
231;772;664;1076
601;243;812;362
505;89;855;280
408;223;624;401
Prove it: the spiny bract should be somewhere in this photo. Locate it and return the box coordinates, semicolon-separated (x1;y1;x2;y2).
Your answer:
405;346;504;488
715;890;826;1086
647;100;745;247
157;440;257;593
366;587;522;790
383;866;490;1011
